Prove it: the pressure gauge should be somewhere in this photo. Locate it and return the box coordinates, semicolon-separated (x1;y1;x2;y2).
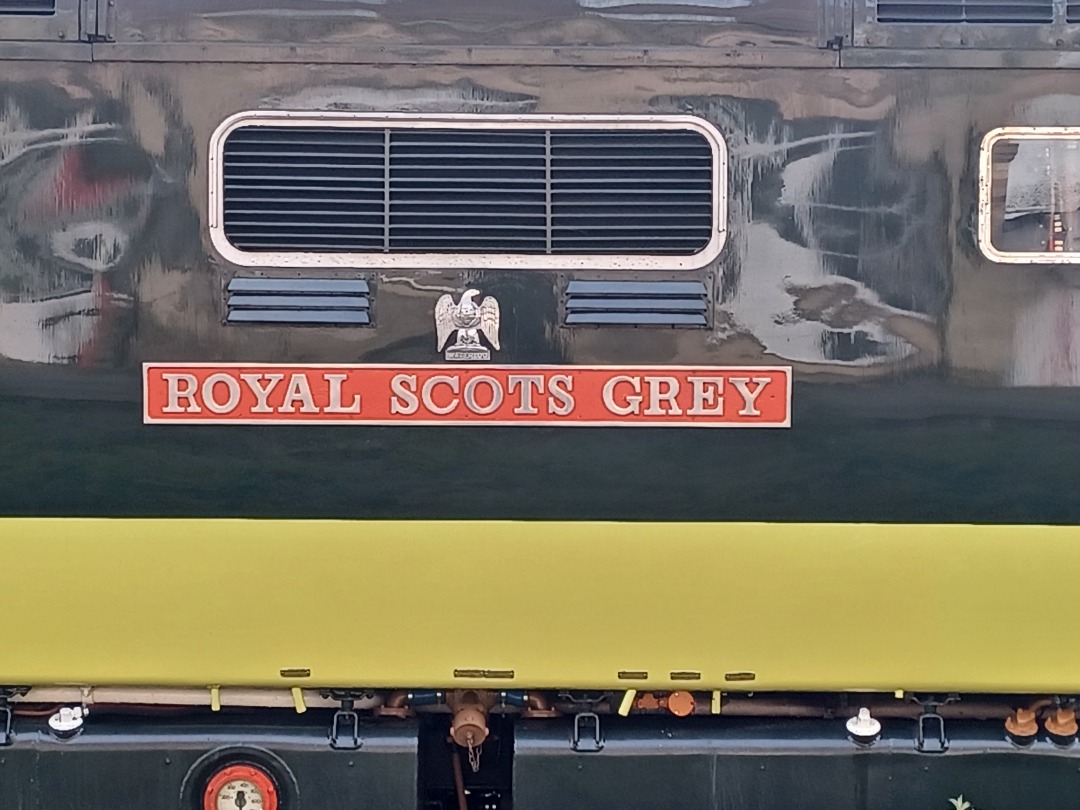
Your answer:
202;764;279;810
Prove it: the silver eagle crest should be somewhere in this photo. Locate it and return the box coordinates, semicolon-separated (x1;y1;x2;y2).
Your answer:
434;289;501;362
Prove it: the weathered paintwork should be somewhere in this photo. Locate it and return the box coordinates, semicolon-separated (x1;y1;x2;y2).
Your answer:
109;0;821;49
1;4;1080;523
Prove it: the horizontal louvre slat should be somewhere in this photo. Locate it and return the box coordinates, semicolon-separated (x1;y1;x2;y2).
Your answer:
227;295;370;310
227;278;369;294
226;221;383;230
564;279;708;327
876;0;1053;23
567;298;706;312
1070;1;1080;22
229;242;382;250
566;280;707;296
221;125;714;256
0;0;54;14
566;312;708;326
227;310;371;326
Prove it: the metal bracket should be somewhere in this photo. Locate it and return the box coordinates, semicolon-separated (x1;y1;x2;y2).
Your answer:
0;701;12;747
80;0;112;42
330;708;362;750
571;712;603;753
0;688;27;748
325;692;364;750
915;712;948;754
818;0;851;51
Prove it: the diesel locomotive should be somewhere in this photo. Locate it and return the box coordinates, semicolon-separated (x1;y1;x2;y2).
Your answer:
3;0;1080;807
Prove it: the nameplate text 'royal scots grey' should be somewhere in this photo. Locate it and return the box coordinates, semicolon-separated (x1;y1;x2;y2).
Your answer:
142;365;792;427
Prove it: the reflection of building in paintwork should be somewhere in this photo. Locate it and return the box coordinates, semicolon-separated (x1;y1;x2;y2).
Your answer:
0;100;139;365
262;81;539;113
643;94;944;373
0;81;198;367
1011;277;1080;386
576;0;749;24
991;139;1080;254
112;0;819;48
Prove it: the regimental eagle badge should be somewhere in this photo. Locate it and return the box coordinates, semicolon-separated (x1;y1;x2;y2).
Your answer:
434;289;501;362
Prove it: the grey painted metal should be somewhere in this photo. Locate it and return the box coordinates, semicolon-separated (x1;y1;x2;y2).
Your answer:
226;310;371;325
565;281;708;296
841;46;1080;67
104;0;823;50
227;278;370;295
566;312;708;326
86;42;843;67
226;295;370;310
0;39;89;58
566;298;706;312
819;0;853;48
0;0;77;41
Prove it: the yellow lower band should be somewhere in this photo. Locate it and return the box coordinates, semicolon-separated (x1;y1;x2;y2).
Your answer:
1;518;1073;693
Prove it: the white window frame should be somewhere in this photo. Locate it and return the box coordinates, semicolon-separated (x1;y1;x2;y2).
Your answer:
209;111;728;271
979;126;1080;264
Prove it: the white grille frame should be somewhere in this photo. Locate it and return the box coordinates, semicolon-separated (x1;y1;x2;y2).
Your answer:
208;111;727;271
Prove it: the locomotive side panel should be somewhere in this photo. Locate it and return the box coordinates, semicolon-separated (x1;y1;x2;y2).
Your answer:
0;62;1077;524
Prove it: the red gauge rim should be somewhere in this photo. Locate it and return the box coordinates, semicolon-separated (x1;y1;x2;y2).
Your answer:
202;764;279;810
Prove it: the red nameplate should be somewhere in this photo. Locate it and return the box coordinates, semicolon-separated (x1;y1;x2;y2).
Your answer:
143;364;791;427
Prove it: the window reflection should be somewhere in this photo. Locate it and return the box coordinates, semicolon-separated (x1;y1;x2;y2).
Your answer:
989;137;1080;255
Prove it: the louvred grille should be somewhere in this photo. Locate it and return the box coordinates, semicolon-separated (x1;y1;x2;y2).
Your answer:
221;125;715;256
564;280;709;327
0;0;55;13
226;277;371;326
875;0;1053;23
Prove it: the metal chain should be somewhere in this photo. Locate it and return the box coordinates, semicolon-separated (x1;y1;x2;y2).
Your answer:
466;732;482;773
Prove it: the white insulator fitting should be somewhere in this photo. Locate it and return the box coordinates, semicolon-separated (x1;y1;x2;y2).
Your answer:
47;705;88;737
846;707;882;741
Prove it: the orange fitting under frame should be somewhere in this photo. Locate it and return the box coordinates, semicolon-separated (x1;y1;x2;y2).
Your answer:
1045;707;1079;738
447;690;497;749
634;691;697;717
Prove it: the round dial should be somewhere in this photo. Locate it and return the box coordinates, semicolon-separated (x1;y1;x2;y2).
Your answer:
203;764;279;810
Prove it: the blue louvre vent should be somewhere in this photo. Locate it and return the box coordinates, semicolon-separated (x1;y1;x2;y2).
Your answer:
226;277;370;326
564;280;708;327
875;0;1053;24
0;1;55;13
